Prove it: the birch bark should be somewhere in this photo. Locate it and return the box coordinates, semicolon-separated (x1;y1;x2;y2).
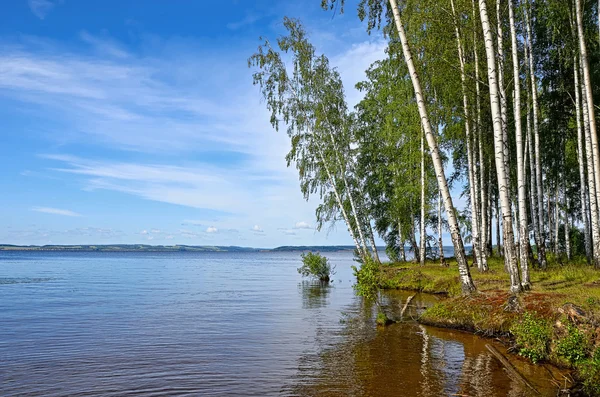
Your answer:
388;0;476;293
420;129;426;266
478;0;522;292
451;0;484;271
574;56;592;261
576;0;600;267
438;191;446;266
509;0;530;287
580;60;600;267
524;6;547;268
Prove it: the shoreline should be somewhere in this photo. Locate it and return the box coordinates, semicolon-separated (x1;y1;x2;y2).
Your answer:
378;258;600;395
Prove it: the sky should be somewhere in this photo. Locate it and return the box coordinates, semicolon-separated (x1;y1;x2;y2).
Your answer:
0;0;467;248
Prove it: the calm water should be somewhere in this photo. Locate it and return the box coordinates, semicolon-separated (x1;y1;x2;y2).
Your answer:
0;251;566;396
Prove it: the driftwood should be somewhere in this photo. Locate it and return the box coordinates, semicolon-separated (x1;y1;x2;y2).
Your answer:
485;344;540;395
400;294;416;319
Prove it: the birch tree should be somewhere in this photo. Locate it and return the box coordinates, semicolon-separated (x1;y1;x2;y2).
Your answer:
420;129;426;266
524;4;548;269
574;56;592;261
509;0;530;288
249;18;376;262
477;0;522;292
576;0;600;267
451;0;485;272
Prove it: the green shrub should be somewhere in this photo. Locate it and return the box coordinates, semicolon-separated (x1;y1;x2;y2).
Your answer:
578;347;600;396
510;312;552;363
376;311;388;326
556;322;588;364
352;258;380;302
298;252;334;282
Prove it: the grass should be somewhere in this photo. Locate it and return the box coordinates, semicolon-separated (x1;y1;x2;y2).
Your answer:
378;256;600;395
380;256;600;306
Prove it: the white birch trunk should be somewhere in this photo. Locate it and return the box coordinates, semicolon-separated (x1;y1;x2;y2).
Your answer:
389;0;476;293
367;222;381;263
548;194;553;252
496;195;502;257
524;29;541;267
564;188;571;260
438;191;446;266
474;0;489;262
576;0;600;267
554;184;560;254
321;122;371;260
478;0;521;292
297;89;369;262
411;212;420;263
527;108;540;263
575;56;592;261
451;0;485;271
580;60;600;267
525;6;547;268
497;0;511;200
399;223;406;262
420;129;426;266
509;0;529;287
316;147;365;260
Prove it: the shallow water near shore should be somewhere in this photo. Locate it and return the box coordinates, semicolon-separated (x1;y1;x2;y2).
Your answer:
1;251;566;396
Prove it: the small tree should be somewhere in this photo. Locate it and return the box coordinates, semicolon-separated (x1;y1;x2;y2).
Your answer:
298;252;334;282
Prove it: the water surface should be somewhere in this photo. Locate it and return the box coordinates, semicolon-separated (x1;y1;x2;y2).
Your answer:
0;251;565;396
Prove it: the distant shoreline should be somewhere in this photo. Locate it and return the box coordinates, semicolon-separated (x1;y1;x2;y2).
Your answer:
0;244;366;253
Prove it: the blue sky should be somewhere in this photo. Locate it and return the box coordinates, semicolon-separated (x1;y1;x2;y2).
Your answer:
0;0;467;247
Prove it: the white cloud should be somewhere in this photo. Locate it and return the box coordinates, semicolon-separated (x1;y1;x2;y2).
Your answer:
31;206;81;217
140;229;149;235
179;229;199;239
206;226;218;233
42;154;287;215
28;0;57;20
294;221;312;230
226;13;261;30
252;225;263;232
279;228;296;236
0;37;286;156
1;30;387;247
331;40;387;107
0;226;123;245
79;31;129;58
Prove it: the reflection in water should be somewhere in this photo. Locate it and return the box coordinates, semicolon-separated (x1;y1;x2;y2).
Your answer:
299;280;332;309
1;252;569;397
287;290;568;397
419;325;432;396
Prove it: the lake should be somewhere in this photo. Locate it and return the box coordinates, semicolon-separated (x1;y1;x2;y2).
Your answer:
0;251;565;396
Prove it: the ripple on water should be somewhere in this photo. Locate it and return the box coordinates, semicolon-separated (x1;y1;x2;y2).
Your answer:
0;251;568;396
0;277;54;285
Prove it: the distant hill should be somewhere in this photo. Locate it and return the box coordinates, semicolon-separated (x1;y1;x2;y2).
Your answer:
0;244;388;253
0;244;261;252
271;245;358;252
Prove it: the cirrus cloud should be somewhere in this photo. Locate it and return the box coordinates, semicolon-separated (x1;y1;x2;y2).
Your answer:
294;221;312;230
31;206;81;217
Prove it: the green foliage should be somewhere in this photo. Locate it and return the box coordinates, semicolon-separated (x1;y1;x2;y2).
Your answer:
556;322;588;364
353;258;381;302
578;348;600;396
298;252;334;282
510;312;552;363
376;311;388;326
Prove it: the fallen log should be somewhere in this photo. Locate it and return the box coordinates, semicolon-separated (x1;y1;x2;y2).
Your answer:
485;344;540;395
400;294;416;320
